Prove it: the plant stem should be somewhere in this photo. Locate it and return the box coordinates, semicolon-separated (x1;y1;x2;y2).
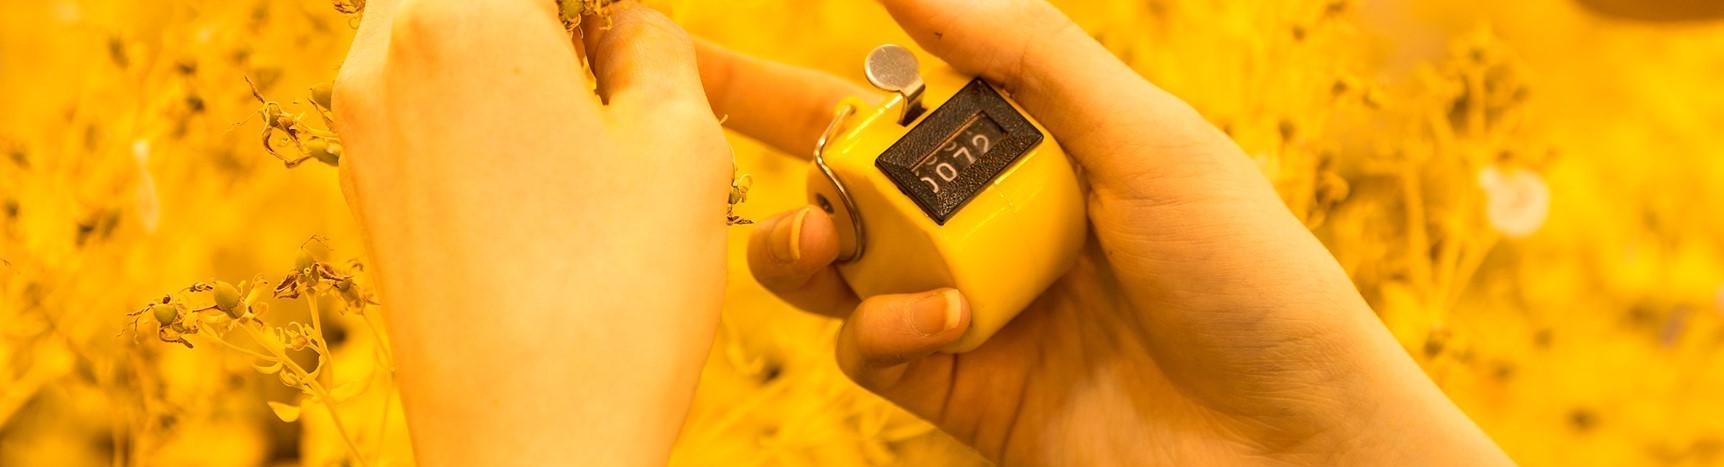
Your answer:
200;332;276;361
360;310;394;366
305;291;336;384
359;309;396;464
236;323;369;467
374;378;394;464
1401;161;1434;306
304;379;368;467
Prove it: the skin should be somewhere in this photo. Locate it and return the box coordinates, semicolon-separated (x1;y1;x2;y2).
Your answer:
332;1;726;465
331;0;1514;465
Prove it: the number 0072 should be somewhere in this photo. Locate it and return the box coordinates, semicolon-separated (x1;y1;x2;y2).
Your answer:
913;115;1005;194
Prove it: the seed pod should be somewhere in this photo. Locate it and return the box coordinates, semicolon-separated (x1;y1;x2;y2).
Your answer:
309;83;333;110
212;281;243;317
339;284;363;309
333;0;365;15
263;105;289;127
305;139;341;166
151;303;177;325
295;250;315;273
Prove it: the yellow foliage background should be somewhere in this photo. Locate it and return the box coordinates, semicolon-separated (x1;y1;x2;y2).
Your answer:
3;0;1723;465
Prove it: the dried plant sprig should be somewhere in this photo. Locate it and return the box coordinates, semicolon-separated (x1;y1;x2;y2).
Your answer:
726;171;754;226
721;115;754;226
246;77;343;168
124;236;390;466
559;0;622;29
333;0;366;15
329;0;617;24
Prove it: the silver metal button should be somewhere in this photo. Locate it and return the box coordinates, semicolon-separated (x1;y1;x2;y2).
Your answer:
865;44;926;125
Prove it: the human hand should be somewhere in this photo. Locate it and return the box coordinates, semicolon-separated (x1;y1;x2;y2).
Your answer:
331;1;727;464
700;0;1513;464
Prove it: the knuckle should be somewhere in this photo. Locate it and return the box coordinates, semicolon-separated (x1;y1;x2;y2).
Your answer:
751;259;809;292
617;7;695;55
390;0;542;62
390;0;469;52
748;248;803;288
835;344;865;381
594;8;695;72
857;294;898;313
834;325;877;382
329;76;368;126
329;84;358;122
856;296;911;339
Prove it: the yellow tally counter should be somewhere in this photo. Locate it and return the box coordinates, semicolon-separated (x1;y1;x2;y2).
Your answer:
807;45;1087;352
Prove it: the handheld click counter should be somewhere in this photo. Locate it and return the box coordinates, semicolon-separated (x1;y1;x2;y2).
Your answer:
807;44;1086;352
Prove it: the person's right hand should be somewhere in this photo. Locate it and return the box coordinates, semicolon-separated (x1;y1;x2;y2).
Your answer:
699;0;1513;465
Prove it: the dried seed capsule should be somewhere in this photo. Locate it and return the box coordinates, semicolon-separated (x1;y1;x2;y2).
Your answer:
263;105;289;127
151;303;177;325
339;284;363;308
309;83;333;110
213;281;243;317
295;250;316;273
305;139;341;166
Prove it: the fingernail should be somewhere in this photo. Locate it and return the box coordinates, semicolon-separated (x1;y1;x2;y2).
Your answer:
910;288;964;336
769;207;810;263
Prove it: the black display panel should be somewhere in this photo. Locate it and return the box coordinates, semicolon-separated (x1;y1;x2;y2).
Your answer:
876;79;1043;224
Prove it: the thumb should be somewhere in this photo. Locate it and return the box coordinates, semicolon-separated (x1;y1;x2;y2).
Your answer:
879;0;1240;193
835;289;971;390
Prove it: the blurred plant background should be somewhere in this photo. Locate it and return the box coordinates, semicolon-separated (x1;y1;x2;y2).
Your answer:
2;0;1722;465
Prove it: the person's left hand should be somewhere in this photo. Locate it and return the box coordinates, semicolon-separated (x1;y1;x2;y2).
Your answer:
331;1;728;464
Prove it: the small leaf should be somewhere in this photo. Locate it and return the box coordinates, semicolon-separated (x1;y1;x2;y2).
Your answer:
267;401;301;422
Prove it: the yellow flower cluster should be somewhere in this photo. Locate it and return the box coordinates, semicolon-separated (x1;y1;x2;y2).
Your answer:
1;0;1721;466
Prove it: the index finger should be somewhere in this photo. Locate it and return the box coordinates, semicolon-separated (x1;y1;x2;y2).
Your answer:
694;40;876;157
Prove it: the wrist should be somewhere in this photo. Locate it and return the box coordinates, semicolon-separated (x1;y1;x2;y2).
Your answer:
372;252;718;466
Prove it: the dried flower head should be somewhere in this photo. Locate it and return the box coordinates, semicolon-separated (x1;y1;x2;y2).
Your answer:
246;77;342;169
560;0;621;29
